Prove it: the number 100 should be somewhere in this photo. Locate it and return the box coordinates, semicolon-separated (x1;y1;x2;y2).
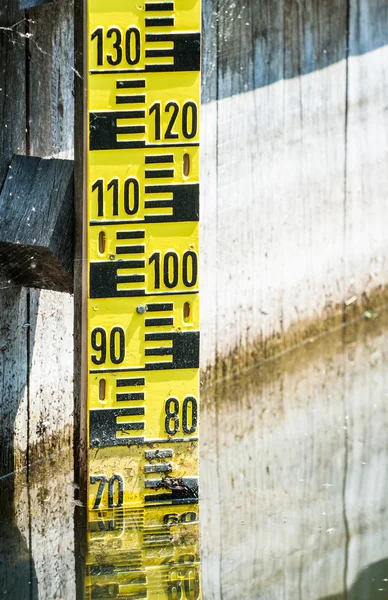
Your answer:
149;250;198;290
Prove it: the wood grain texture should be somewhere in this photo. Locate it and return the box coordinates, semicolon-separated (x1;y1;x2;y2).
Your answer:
13;450;75;599
201;0;350;375
28;0;74;160
0;155;74;292
26;0;75;463
344;0;388;314
0;1;32;593
0;0;28;475
25;5;76;595
20;0;52;8
200;315;388;599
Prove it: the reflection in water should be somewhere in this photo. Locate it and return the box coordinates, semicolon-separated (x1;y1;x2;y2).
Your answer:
0;477;38;598
2;313;388;597
200;312;388;599
319;557;388;599
0;449;74;599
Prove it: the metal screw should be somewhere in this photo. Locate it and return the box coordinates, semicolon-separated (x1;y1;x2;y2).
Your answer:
136;305;147;314
109;254;115;261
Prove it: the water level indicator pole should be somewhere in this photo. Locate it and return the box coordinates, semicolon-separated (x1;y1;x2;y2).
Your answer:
81;0;202;597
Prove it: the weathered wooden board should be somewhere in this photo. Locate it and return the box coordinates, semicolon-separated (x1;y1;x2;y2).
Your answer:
200;0;350;376
0;2;32;595
13;449;75;599
0;0;75;597
26;0;75;458
200;0;388;377
344;0;388;315
0;0;28;478
200;314;388;599
26;3;75;597
0;155;74;292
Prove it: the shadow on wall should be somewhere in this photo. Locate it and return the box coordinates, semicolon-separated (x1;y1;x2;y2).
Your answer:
318;558;388;600
202;0;388;101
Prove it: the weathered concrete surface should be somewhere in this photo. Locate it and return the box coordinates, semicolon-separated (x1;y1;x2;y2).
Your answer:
200;310;388;599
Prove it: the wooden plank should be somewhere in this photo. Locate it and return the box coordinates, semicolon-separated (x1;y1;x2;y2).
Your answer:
0;0;32;594
25;2;76;596
200;0;218;379
27;0;75;459
0;155;74;293
345;0;388;316
201;0;348;377
20;0;52;8
28;0;74;160
0;1;28;473
13;449;75;599
343;319;388;593
201;326;348;599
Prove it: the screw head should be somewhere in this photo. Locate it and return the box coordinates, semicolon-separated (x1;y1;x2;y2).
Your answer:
136;305;147;314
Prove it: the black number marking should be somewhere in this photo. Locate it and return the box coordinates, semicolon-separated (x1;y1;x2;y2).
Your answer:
149;101;199;141
90;474;124;509
91;27;103;65
165;102;179;139
91;177;140;218
108;474;124;507
166;559;200;600
149;102;161;140
149;251;161;289
91;327;106;365
164;251;179;288
182;102;198;139
107;178;119;215
182;397;197;434
149;251;198;290
125;27;141;65
90;26;141;67
164;512;198;526
164;397;198;436
165;397;180;435
92;179;104;217
110;326;125;364
107;27;122;66
167;576;183;600
183;569;200;600
182;251;198;287
90;475;106;509
91;327;125;365
124;178;139;215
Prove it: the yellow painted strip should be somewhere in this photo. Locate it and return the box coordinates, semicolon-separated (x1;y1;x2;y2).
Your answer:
85;0;201;597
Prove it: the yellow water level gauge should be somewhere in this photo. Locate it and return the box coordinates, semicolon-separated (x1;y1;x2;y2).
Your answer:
84;0;201;598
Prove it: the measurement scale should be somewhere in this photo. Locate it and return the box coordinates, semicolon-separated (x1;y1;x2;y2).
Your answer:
84;0;201;598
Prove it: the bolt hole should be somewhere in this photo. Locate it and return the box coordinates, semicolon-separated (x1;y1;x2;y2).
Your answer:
99;378;106;401
98;231;106;254
183;301;191;322
183;153;190;177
